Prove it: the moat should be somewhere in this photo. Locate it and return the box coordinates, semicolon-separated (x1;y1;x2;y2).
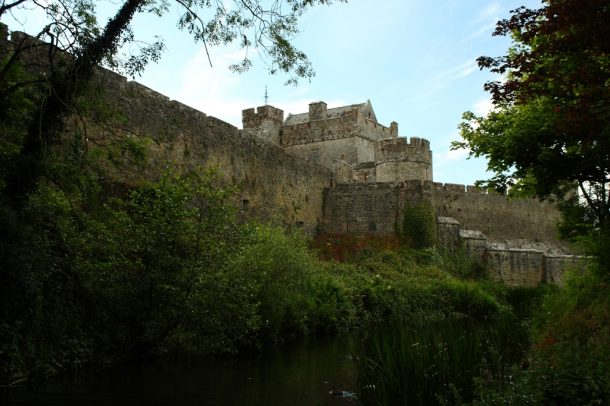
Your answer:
1;336;359;406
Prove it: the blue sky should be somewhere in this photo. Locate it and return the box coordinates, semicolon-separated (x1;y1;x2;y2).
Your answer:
4;0;543;185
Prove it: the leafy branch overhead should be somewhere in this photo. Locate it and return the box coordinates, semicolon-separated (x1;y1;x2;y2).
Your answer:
453;0;610;229
2;0;346;82
0;0;345;209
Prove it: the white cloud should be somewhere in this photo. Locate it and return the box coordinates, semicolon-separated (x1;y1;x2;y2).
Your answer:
462;1;501;40
464;21;496;40
173;47;348;127
436;147;469;162
473;97;494;116
419;59;479;89
174;47;252;126
455;60;479;79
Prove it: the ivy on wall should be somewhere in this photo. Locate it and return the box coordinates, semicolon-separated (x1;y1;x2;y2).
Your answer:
397;200;437;249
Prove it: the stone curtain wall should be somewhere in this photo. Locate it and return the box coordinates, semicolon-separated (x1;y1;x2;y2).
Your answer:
322;181;433;234
432;182;564;243
437;217;588;286
84;70;333;233
324;179;563;246
0;23;333;234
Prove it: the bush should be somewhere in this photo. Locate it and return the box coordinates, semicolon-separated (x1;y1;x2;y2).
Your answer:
477;268;610;405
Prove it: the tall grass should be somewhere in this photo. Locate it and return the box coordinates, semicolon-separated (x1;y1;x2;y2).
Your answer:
356;317;529;405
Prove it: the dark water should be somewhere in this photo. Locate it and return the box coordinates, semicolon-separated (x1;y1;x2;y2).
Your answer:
1;336;359;406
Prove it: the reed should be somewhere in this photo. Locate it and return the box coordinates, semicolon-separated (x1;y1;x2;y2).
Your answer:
356;317;528;405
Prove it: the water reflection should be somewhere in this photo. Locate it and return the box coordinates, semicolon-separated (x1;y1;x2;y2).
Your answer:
2;335;359;406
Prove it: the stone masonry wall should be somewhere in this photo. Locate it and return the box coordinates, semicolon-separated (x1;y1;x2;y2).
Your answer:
433;182;564;244
242;105;284;144
1;23;333;232
438;217;587;286
357;116;398;141
82;70;333;233
281;111;360;146
284;138;361;169
374;137;433;182
322;181;433;234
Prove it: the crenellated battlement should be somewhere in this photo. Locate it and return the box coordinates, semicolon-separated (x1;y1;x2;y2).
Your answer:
242;105;284;128
241;99;435;183
241;105;284;144
374;137;431;162
361;117;397;138
432;182;504;195
373;137;433;182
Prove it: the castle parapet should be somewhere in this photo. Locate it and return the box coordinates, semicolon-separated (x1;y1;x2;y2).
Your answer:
390;121;398;136
432;182;507;195
242;105;284;128
375;137;431;160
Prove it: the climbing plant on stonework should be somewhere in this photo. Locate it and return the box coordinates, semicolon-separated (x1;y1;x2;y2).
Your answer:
397;200;436;249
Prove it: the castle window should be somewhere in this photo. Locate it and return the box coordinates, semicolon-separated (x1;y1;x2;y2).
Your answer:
242;199;250;211
368;221;377;232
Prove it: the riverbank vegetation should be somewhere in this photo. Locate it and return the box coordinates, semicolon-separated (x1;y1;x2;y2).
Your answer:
0;167;509;383
1;165;608;406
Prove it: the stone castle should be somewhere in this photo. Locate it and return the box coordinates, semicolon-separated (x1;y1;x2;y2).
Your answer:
0;23;586;286
242;101;432;184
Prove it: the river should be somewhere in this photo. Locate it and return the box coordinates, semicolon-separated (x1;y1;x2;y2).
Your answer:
1;335;359;405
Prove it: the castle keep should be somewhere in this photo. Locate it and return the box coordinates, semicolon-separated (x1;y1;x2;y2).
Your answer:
242;101;432;184
0;23;585;286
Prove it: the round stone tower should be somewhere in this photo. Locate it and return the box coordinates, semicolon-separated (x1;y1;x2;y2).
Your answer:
374;137;433;182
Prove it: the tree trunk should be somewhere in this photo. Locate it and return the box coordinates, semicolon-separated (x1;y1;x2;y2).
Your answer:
5;0;144;209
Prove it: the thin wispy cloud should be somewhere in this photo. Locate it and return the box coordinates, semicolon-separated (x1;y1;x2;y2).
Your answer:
434;148;470;168
476;2;501;23
462;1;501;40
473;97;494;116
407;59;478;104
464;21;496;40
175;47;348;127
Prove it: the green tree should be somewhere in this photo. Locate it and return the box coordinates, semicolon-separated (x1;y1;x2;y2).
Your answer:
82;170;246;357
1;0;346;208
452;0;610;234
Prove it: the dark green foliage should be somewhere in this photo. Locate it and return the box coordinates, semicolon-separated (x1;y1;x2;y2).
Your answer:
453;0;610;234
0;192;514;383
396;200;437;249
357;317;529;406
423;247;488;280
476;269;610;405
